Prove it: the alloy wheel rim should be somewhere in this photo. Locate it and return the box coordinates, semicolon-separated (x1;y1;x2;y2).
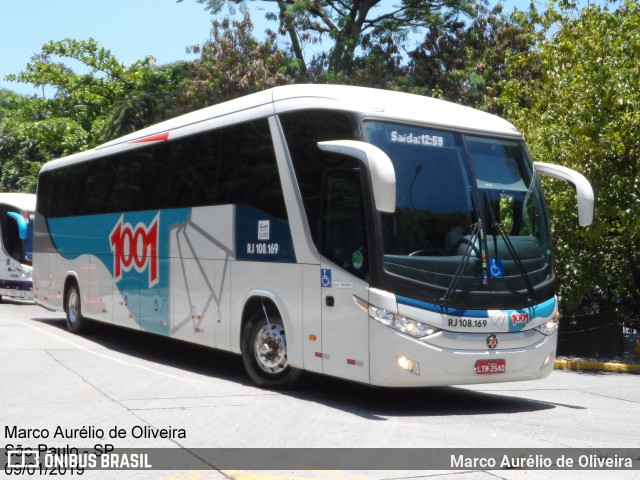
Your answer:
253;324;287;374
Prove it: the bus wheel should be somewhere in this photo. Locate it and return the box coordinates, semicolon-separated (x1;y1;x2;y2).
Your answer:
65;283;89;334
242;310;301;389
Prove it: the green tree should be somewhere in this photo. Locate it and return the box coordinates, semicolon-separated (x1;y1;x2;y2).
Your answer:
1;88;87;192
6;39;186;139
408;1;540;109
499;0;640;327
0;113;89;192
179;10;295;108
180;0;472;77
1;39;188;191
0;89;22;122
98;61;190;140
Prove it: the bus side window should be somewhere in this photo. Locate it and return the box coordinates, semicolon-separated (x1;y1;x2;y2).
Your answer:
321;167;368;279
217;119;287;220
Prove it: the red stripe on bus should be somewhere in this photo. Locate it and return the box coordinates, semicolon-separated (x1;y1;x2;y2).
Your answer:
130;132;170;143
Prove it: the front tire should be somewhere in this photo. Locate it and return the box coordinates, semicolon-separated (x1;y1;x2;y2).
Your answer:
241;310;300;389
65;282;90;333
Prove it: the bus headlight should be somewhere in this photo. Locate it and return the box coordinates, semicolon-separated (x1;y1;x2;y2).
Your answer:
535;318;558;336
371;306;440;338
353;296;440;339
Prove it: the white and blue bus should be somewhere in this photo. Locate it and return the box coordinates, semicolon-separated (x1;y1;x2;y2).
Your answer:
34;85;593;388
0;193;35;301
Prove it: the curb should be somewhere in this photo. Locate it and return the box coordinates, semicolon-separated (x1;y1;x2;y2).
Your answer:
554;359;640;374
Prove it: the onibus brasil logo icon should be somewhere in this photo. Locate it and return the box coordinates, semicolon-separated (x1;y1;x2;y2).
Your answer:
110;214;160;288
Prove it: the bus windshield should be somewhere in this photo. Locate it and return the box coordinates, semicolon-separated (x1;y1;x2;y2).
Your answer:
363;121;552;297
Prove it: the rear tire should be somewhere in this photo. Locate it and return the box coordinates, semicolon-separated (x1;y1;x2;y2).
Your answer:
65;282;90;334
241;309;301;389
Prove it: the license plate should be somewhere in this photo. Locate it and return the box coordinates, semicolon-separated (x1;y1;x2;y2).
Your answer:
475;359;506;375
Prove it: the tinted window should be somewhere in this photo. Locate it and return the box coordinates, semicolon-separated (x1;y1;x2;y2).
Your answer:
37;119;287;221
217;121;287;220
279;110;356;249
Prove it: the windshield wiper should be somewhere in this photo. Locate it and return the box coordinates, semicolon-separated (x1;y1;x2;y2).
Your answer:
440;220;482;306
483;192;536;304
492;221;537;304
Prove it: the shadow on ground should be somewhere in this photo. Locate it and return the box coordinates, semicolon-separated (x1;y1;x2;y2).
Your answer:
32;315;574;420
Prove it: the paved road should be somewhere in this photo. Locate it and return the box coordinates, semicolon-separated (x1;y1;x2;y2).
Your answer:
1;300;638;480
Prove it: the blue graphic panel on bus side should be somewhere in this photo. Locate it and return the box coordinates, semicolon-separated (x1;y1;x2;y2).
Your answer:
46;209;191;335
234;205;296;263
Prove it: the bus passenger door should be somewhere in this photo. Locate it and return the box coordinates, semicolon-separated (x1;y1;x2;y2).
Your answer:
320;168;371;384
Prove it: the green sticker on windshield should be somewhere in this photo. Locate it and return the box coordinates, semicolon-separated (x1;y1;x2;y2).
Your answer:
352;250;364;269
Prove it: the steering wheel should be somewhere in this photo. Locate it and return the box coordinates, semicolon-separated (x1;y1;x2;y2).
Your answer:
447;237;482;257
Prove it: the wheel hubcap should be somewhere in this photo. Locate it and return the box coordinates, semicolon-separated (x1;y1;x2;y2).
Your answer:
68;291;79;324
254;324;287;374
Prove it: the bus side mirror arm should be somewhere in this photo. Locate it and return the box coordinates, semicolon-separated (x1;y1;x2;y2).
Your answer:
534;162;595;227
318;140;396;213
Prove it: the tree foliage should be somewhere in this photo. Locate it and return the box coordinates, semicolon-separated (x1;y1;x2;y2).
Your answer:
408;1;539;108
0;115;88;192
180;0;472;77
0;39;189;191
180;10;295;108
5;38;188;137
498;0;640;326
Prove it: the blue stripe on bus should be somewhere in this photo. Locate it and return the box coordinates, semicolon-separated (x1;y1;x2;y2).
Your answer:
396;295;557;328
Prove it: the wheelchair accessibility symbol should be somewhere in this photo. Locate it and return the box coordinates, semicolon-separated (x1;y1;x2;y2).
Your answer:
489;258;504;278
321;269;332;288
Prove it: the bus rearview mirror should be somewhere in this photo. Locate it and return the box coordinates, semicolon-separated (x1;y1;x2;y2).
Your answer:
534;162;595;226
318;140;396;213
